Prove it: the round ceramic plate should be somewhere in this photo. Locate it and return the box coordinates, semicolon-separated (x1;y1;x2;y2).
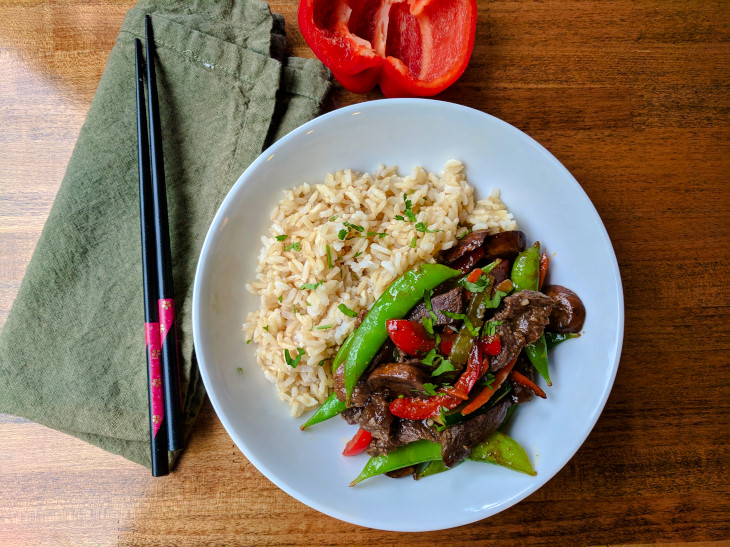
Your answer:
192;99;623;531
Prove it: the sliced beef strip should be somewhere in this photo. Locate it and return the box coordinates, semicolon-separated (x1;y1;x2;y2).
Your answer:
439;398;511;467
357;392;394;450
443;230;488;263
490;258;511;286
543;284;586;334
367;415;438;456
488;290;555;372
407;287;464;326
385;466;416;479
367;362;431;397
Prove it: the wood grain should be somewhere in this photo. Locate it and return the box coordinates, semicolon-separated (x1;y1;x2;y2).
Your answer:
1;0;728;544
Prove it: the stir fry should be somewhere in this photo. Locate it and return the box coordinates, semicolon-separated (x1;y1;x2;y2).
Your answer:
302;230;585;485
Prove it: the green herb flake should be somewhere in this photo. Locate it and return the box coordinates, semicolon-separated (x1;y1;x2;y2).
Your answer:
366;231;387;238
421;349;438;367
354;251;363;258
461;274;490;293
285;241;302;252
237;367;243;375
263;325;269;332
338;303;358;318
338;229;348;240
343;221;364;232
484;320;503;337
409;237;417;248
315;324;333;330
317;360;326;367
479;372;497;388
246;339;252;344
275;234;288;241
421;383;439;396
300;281;323;290
326;245;333;268
486;290;508;309
421;316;435;336
423;289;438;322
284;347;305;368
415;222;442;234
432;358;455;376
278;295;283;303
330;215;339;222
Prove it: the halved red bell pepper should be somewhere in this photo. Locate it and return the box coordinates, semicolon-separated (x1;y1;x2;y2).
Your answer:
298;0;478;98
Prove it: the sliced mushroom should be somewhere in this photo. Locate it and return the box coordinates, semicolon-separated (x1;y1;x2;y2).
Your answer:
543;285;586;333
483;230;526;261
367;362;430;397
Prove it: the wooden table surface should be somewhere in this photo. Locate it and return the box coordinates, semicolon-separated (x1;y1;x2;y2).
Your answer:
1;1;728;544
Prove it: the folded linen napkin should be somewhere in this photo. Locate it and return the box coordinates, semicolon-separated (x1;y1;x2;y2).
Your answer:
0;0;331;468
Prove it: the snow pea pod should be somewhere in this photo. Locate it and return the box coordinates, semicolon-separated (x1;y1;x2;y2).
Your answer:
300;332;354;429
415;431;535;479
510;241;540;292
344;264;461;401
350;440;442;486
545;332;579;348
510;242;551;384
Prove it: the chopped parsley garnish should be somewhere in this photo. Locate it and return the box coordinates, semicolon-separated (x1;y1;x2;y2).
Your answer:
486;289;508;309
442;311;480;337
292;304;298;315
432;358;455;376
315;324;333;330
421;349;454;377
415;222;442;234
278;295;283;303
354;251;363;258
326;245;334;268
461;273;490;293
300;281;323;290
285;241;301;252
337;229;348;240
421;316;435;336
330;215;339;222
317;360;325;367
338;303;358;318
275;234;288;241
421;383;439;396
343;220;364;232
395;193;417;222
423;289;438;322
237;367;243;375
246;339;252;344
410;237;417;248
284;347;305;368
484;320;503;337
263;325;269;332
479;372;496;388
367;231;388;238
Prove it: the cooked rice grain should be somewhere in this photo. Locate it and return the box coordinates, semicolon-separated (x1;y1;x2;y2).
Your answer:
243;161;516;416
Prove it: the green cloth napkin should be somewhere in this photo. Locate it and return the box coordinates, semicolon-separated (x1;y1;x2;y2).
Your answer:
0;0;331;469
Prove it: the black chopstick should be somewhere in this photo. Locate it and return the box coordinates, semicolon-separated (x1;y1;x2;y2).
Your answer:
135;37;169;477
144;14;184;452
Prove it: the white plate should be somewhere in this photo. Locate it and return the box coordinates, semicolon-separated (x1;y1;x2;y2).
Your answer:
192;99;623;531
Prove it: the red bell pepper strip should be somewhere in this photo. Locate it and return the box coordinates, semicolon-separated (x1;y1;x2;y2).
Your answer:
439;327;457;356
478;334;501;356
460;358;517;416
509;370;547;399
386;319;435;356
389;342;483;419
343;428;373;456
539;251;549;290
298;0;478;98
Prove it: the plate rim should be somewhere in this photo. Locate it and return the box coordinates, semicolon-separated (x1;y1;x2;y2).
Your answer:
192;98;625;531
